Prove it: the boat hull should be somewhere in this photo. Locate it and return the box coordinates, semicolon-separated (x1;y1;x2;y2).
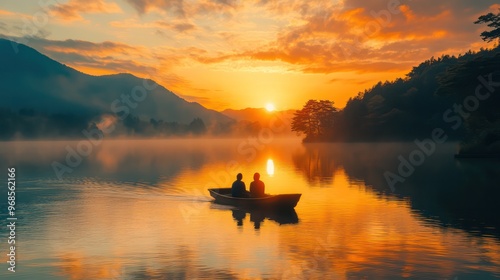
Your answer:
208;188;301;209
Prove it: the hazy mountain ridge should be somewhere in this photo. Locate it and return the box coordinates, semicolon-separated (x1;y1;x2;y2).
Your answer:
0;38;232;127
0;38;238;139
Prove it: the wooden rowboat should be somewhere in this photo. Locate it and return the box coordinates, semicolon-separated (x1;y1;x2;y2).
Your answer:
208;188;301;209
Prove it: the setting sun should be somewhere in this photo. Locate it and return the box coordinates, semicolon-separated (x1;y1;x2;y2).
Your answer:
265;103;276;112
1;1;500;279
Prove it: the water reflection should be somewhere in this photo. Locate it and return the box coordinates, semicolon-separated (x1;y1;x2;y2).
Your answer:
56;245;240;280
292;143;500;238
231;208;299;229
0;139;246;184
0;139;498;279
232;209;246;227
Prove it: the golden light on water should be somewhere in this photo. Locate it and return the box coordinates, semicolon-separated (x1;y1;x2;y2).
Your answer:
4;140;499;279
267;159;275;176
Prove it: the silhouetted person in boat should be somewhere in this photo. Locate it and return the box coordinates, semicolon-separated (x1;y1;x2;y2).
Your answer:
250;172;266;197
231;173;248;197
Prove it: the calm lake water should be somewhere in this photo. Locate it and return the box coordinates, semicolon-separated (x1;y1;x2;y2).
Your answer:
0;139;499;280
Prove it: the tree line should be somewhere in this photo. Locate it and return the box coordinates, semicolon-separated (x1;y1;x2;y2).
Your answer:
0;109;289;140
292;11;500;155
0;108;212;140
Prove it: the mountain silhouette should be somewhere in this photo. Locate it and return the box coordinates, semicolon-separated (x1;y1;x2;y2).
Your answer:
0;38;232;125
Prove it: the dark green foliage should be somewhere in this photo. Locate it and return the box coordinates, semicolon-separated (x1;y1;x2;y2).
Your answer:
188;118;207;135
437;48;500;154
121;115;208;137
330;55;468;141
474;11;500;42
0;108;210;140
0;108;98;140
291;100;338;141
294;46;500;147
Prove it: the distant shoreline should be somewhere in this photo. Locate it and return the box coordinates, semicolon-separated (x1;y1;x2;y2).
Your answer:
0;136;302;142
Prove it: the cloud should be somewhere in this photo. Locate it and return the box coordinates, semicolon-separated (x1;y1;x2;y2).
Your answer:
0;9;16;16
194;0;239;16
6;0;499;76
6;0;494;77
124;0;186;16
7;35;207;97
50;51;155;73
329;78;373;85
49;0;122;21
7;36;155;75
25;37;142;57
155;20;197;33
0;22;7;33
178;93;230;109
110;17;197;35
124;0;241;18
182;0;498;73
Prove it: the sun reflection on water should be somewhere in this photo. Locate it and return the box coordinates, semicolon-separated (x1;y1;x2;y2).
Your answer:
266;158;275;176
1;140;499;279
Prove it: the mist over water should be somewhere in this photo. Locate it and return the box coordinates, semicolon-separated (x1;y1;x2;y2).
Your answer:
0;139;499;279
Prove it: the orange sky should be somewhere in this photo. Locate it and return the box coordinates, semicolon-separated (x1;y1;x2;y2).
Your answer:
0;1;497;110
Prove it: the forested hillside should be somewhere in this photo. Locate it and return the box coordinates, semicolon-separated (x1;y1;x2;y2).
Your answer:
293;46;500;155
